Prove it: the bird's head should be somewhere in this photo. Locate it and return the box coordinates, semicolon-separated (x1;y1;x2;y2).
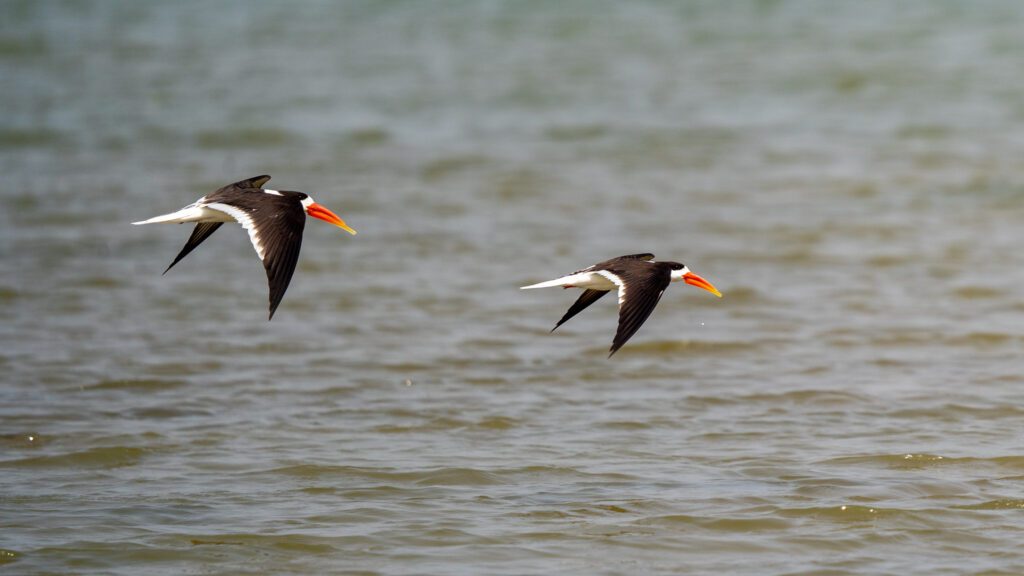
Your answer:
667;262;722;297
299;195;357;235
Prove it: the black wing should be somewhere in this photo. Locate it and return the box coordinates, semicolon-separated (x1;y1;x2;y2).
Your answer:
571;253;655;275
611;253;655;262
162;222;223;275
552;289;609;332
215;174;271;195
607;264;672;357
205;193;306;320
260;203;305;320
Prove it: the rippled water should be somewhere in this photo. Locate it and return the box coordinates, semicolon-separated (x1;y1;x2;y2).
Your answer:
4;1;1024;574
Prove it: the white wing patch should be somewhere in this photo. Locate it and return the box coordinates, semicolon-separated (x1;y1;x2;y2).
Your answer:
205;202;266;261
596;270;626;306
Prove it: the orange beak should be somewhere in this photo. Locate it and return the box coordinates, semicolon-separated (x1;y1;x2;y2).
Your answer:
307;203;356;235
683;271;722;298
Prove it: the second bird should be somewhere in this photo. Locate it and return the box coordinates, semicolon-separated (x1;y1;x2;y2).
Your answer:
521;253;722;356
133;175;356;319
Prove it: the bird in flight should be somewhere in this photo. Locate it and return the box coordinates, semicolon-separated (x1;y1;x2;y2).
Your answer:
133;175;356;319
521;253;722;356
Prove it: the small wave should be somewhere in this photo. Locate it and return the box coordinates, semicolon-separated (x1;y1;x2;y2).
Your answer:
80;276;124;289
340;126;390;146
504;465;638;482
954;499;1024;510
414;467;503;486
0;549;17;565
0;433;44;448
947;332;1018;347
374;417;471;433
85;378;187;391
601;420;655;430
473;415;519;430
865;254;913;267
464;376;511;386
823;453;949;469
777;504;905;522
952;285;1005;300
823;453;1024;471
544;124;609;142
0;446;147;469
604;338;766;356
260;464;422;482
186;533;337;554
195;127;296;149
0;286;18;301
261;464;503;486
747;389;870;405
420;154;490;182
685;389;869;407
859;329;1019;348
127;406;211;419
711;285;762;304
638;513;791;531
890;403;1024;420
0;127;64;148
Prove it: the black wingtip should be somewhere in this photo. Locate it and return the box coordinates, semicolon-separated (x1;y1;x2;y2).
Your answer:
608;340;627;357
267;296;283;321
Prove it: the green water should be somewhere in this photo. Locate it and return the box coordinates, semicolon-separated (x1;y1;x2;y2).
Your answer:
3;1;1024;574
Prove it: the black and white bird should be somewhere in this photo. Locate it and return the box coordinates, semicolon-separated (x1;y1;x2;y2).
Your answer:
521;253;722;357
133;175;356;319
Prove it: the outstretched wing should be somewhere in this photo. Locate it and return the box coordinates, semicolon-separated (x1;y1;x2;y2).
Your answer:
601;264;672;357
205;196;306;320
162;222;224;274
551;289;609;332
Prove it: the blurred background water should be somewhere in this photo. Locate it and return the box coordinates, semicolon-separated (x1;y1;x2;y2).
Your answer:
3;1;1024;574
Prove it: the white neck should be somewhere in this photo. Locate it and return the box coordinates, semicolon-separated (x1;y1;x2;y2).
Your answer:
670;266;691;281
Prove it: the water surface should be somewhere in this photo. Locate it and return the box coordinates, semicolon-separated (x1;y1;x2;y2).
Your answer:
3;2;1024;574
